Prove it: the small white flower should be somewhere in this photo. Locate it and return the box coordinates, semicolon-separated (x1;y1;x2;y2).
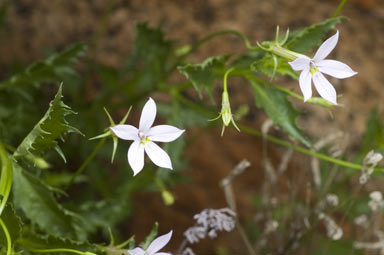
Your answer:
110;98;185;176
128;230;173;255
288;31;357;105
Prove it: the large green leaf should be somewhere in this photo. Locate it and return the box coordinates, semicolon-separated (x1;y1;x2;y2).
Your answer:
0;204;22;249
0;43;86;90
122;22;174;100
12;163;86;240
286;17;346;53
248;76;311;147
178;55;230;97
13;85;82;162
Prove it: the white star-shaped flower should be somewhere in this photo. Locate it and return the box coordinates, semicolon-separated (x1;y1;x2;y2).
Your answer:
110;98;185;176
288;31;357;105
128;230;173;255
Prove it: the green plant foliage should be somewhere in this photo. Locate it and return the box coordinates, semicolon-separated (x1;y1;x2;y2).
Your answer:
0;205;22;249
0;43;86;91
13;85;82;162
251;54;298;79
285;16;346;53
248;76;311;147
12;163;86;240
19;233;101;254
356;108;384;162
122;22;174;100
178;55;231;97
142;222;159;250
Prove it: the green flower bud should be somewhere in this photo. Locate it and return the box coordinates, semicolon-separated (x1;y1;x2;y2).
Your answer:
161;190;175;206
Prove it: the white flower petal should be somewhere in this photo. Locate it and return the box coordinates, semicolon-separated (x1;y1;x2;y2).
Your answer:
128;247;145;255
312;73;337;105
128;141;145;176
110;125;138;141
144;142;173;169
147;230;173;254
288;57;310;71
139;97;157;132
155;253;172;255
317;59;357;79
147;125;185;142
313;31;339;62
299;69;312;102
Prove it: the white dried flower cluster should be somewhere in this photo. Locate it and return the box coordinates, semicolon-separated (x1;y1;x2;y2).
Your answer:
354;230;384;255
181;247;196;255
317;193;339;211
318;213;343;240
326;194;339;207
360;150;383;184
368;191;384;212
354;214;369;228
184;208;236;244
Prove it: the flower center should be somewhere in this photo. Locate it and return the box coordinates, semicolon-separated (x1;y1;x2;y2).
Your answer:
138;131;151;146
309;61;320;76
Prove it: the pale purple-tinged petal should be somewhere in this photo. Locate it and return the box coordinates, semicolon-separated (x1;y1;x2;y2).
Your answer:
312;73;337;105
128;141;145;176
299;68;312;102
139;97;157;132
128;247;145;255
144;142;173;170
155;253;172;255
110;125;138;141
288;57;310;71
147;125;185;142
147;231;173;254
313;31;339;62
317;59;357;79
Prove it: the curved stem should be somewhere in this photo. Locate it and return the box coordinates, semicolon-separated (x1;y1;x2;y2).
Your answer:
239;124;384;173
223;67;235;92
0;218;11;255
176;94;384;173
66;136;107;189
0;142;12;216
187;30;258;55
27;248;88;255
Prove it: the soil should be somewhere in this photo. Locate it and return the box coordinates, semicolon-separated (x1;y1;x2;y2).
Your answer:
1;0;384;254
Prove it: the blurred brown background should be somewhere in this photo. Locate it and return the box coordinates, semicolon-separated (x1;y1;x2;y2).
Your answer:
1;0;383;253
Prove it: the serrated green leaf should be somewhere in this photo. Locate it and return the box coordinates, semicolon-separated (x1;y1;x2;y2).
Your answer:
0;43;86;90
13;85;82;162
286;17;346;53
122;22;173;100
0;204;22;248
19;233;101;254
248;76;311;147
178;55;230;97
12;163;85;239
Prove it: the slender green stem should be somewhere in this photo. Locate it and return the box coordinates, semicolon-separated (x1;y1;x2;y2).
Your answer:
333;0;347;17
223;68;235;92
0;141;12;216
186;30;258;55
176;94;384;173
27;248;89;255
67;136;107;189
0;218;11;255
239;124;384;173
